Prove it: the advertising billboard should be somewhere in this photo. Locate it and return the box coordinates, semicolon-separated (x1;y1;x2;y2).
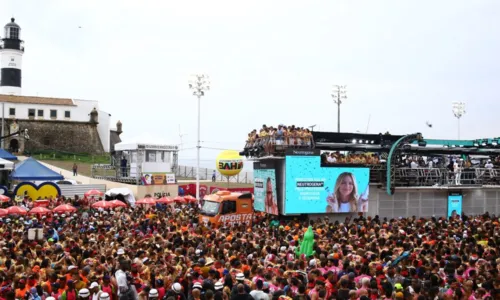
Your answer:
253;161;278;215
285;151;370;214
141;173;176;185
447;192;462;218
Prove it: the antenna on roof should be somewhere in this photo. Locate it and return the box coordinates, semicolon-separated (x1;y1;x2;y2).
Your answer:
308;125;317;132
179;124;187;150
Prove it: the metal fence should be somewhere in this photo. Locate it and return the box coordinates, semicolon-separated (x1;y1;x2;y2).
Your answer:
392;167;500;187
175;165;253;184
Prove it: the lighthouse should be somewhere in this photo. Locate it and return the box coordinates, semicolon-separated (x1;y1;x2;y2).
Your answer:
0;18;24;95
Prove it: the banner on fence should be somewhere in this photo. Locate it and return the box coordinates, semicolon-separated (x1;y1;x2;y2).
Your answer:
141;173;176;185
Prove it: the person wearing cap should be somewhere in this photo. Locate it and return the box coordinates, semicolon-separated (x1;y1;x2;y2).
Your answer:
89;282;101;300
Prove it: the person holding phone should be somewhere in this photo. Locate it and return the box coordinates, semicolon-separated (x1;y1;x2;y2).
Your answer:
325;172;368;213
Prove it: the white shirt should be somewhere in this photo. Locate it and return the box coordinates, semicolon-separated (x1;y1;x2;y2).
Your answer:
250;290;269;300
327;156;336;163
339;202;351;212
485;162;494;169
115;269;128;295
453;162;460;173
410;161;418;169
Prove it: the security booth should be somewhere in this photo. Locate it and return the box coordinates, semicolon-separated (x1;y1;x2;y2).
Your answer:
112;141;179;185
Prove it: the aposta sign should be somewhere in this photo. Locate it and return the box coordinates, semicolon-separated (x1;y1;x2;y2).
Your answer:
218;213;252;226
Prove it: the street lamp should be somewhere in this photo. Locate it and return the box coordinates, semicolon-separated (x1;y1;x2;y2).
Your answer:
188;74;210;200
452;102;466;139
332;85;347;133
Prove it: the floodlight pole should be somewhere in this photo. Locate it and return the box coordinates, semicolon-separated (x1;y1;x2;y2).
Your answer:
189;74;210;201
452;102;466;140
332;85;347;133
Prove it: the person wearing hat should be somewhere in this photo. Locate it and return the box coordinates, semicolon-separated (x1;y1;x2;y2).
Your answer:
148;289;159;300
99;292;110;300
78;288;91;300
231;274;251;298
165;283;186;300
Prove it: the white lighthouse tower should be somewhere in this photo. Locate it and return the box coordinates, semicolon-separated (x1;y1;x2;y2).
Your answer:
0;18;24;95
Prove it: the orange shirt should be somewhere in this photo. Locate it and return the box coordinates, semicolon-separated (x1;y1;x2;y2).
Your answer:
15;287;29;299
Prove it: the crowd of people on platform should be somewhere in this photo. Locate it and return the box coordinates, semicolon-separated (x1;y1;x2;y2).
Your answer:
245;125;313;149
321;152;382;165
0;193;499;300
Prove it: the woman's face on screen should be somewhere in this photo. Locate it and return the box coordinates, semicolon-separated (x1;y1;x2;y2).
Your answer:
339;175;354;198
267;180;272;190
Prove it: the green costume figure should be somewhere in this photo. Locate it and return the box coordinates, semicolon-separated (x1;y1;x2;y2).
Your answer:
295;226;316;258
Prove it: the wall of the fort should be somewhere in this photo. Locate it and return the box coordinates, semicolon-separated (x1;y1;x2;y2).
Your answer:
9;119;104;154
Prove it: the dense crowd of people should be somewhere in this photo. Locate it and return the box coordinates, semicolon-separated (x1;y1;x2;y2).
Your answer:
0;195;500;300
245;125;313;148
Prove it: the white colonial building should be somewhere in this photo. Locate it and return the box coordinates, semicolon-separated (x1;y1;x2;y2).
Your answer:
0;18;120;153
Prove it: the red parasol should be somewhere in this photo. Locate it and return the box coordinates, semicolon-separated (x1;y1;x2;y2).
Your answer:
183;195;197;203
156;197;174;204
173;196;186;204
0;195;10;203
29;207;51;215
33;200;50;208
109;200;127;208
92;201;116;209
84;189;104;197
136;197;156;205
0;209;8;217
53;204;77;213
7;206;28;215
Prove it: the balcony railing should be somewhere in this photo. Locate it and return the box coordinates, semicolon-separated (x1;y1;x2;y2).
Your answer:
241;136;314;157
320;165;500;187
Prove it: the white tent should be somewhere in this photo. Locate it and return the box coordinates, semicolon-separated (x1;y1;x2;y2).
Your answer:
0;158;14;170
105;188;136;207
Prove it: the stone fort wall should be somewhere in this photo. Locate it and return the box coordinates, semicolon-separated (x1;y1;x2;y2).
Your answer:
6;119;104;154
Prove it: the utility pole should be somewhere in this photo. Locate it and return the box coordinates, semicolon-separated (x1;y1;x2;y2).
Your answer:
452;102;466;139
332;85;347;133
308;124;317;132
188;74;210;201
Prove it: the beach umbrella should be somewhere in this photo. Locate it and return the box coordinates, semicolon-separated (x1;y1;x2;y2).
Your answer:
7;206;28;215
29;207;51;215
136;197;156;205
156;197;174;204
109;200;127;208
53;204;77;213
85;189;104;197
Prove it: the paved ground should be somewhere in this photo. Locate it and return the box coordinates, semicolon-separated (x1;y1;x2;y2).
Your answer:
35;159;253;188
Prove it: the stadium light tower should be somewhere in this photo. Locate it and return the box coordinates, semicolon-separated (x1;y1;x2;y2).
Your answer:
188;74;210;201
452;102;466;139
332;85;347;133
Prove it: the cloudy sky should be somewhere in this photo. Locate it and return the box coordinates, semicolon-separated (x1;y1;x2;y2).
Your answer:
2;0;499;170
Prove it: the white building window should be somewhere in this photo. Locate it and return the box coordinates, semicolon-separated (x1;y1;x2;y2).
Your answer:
28;109;35;118
37;110;44;117
64;111;71;118
8;108;15;116
50;110;57;119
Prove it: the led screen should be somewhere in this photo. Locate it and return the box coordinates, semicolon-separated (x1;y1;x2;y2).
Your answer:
447;193;462;218
253;168;278;215
285;154;370;214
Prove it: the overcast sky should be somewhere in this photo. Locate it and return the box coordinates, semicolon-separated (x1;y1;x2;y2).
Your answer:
2;0;500;170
